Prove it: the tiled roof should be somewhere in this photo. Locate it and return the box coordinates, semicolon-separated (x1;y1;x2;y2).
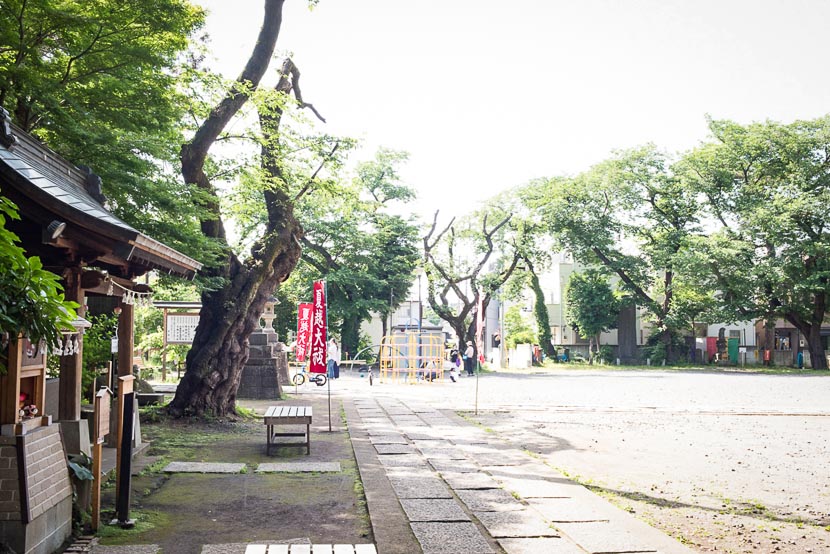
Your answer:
0;111;201;278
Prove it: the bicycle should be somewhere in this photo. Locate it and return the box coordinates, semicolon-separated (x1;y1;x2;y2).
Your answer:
291;370;328;387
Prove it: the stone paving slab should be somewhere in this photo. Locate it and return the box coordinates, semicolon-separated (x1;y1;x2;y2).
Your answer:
440;470;501;490
377;454;426;467
473;452;528;466
405;432;445;441
555;522;658;553
410;522;495;554
385;466;436;479
475;510;560;538
430;460;478;473
255;462;341;473
487;467;582;498
498;537;588;554
399;498;471;522
450;437;491;445
364;418;395;425
456;488;526;512
410;438;453;448
373;443;417;455
90;544;161;554
387;475;453;499
163;462;246;473
416;447;469;460
392;416;428;429
527;497;612;522
368;434;408;445
494;476;577;499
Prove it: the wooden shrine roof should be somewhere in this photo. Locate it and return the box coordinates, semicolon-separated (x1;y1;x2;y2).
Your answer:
0;110;201;280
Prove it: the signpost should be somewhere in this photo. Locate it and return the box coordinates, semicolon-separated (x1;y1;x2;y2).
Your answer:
115;375;135;528
91;387;111;532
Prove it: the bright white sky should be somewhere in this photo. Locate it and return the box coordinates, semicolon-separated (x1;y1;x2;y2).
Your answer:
197;0;830;224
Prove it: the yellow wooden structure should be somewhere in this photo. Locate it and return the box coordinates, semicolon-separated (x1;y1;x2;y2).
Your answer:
379;333;445;383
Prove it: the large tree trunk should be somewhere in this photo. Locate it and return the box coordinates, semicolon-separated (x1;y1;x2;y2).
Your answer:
340;316;361;360
784;297;828;371
169;209;302;416
169;1;299;416
525;259;555;358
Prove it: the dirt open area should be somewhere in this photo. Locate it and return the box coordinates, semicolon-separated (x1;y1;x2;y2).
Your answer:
467;380;830;553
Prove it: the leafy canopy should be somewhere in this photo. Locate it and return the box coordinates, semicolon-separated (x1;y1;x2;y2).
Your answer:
0;197;77;365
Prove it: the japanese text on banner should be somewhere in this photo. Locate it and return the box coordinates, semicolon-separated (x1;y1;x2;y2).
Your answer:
295;303;312;362
309;281;327;373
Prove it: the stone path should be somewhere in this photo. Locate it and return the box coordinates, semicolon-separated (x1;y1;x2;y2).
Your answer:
345;392;695;554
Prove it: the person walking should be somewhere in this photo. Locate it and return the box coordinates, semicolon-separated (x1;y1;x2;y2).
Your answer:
464;340;475;376
327;338;341;379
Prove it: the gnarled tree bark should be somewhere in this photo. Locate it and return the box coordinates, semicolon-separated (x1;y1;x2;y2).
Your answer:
169;2;323;416
423;211;519;358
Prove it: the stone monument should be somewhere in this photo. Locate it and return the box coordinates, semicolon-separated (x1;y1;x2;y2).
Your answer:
237;296;290;399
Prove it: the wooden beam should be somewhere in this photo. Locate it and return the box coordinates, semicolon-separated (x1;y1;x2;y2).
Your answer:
58;267;84;421
117;302;134;378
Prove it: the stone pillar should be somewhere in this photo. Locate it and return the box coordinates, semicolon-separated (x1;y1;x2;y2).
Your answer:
237;328;289;400
617;304;638;364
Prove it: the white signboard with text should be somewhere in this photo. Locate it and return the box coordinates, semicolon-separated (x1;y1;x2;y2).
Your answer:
166;313;200;344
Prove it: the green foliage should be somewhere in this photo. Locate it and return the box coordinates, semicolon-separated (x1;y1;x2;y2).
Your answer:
529;147;702;349
0;0;210;264
642;328;687;364
82;313;117;396
296;148;420;354
67;452;93;482
679;116;830;367
0;197;77;367
504;305;535;350
565;269;619;344
597;345;614;364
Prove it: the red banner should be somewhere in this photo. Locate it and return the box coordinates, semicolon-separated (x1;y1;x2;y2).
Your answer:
309;280;327;373
295;303;312;362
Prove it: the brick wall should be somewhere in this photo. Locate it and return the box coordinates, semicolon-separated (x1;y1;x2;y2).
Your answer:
0;436;20;521
23;425;72;520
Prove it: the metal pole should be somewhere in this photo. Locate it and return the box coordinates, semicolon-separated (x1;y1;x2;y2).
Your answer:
475;357;480;416
327;371;332;432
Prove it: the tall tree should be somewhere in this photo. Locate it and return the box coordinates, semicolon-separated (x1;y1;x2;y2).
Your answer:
564;269;619;363
681;117;830;370
530;146;702;360
423;210;520;356
170;1;337;416
0;0;206;247
298;149;419;355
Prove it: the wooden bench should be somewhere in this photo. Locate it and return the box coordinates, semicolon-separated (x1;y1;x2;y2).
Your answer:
264;405;312;455
245;544;376;554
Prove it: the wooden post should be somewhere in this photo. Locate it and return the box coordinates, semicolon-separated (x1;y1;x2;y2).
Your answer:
91;387;111;532
115;375;134;506
116;375;135;527
117;301;134;378
58;267;84;421
161;307;168;382
0;336;23;425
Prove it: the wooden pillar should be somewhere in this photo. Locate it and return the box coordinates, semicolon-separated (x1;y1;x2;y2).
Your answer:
117;301;134;378
58;267;84;421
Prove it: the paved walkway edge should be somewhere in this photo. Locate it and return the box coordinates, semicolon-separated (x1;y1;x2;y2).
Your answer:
344;399;421;554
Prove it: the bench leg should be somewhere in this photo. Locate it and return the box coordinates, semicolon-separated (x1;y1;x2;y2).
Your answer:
266;424;272;455
306;422;310;455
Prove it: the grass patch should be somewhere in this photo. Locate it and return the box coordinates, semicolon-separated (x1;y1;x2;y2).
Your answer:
97;509;169;543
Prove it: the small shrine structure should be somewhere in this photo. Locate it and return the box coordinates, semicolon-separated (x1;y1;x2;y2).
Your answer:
0;109;200;552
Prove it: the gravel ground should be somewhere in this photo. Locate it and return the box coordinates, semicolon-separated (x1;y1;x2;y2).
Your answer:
355;369;830;553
